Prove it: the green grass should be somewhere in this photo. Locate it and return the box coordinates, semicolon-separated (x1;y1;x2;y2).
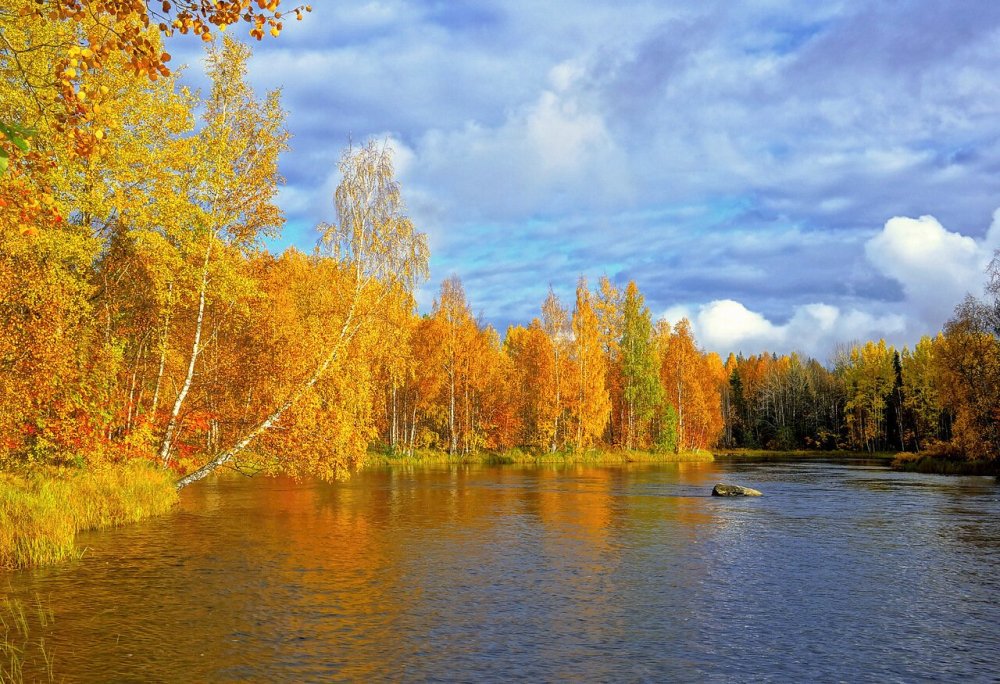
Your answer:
364;447;714;468
0;462;178;570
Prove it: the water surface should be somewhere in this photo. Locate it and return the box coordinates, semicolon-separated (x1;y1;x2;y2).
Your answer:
4;458;999;682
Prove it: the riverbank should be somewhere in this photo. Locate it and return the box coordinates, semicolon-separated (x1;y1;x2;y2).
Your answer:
713;448;999;476
891;453;1000;476
0;462;178;570
713;448;897;461
364;447;715;468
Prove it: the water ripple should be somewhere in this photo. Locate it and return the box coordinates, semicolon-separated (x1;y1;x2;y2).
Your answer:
3;460;998;682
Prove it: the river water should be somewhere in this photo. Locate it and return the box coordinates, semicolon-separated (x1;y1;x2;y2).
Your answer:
3;458;999;682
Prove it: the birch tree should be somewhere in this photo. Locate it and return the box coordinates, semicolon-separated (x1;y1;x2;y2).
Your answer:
541;288;570;452
176;139;428;488
158;37;287;467
570;277;610;449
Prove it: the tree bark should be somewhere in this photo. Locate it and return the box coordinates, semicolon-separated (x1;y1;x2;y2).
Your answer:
150;281;174;418
159;241;211;466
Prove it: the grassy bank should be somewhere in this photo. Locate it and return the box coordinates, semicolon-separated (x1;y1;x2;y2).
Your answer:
0;462;178;570
891;453;1000;476
364;447;715;468
713;448;897;461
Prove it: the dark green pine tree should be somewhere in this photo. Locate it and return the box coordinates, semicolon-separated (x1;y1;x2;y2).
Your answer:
886;350;906;451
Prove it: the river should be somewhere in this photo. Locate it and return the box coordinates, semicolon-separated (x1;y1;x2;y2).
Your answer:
3;458;999;682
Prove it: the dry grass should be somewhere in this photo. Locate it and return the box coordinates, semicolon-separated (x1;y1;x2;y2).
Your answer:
0;462;177;570
366;447;714;468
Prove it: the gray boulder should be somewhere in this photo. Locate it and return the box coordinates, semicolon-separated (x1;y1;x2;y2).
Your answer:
712;483;763;497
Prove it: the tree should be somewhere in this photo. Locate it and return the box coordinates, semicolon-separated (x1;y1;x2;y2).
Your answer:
1;0;310;174
595;275;624;445
459;322;513;453
433;276;475;455
840;340;896;452
901;336;945;451
406;315;449;453
619;281;661;449
657;319;723;452
570;277;610;449
175;140;428;488
158;37;288;467
372;286;418;452
504;321;555;449
1;9;197;465
541;288;571;451
934;294;1000;461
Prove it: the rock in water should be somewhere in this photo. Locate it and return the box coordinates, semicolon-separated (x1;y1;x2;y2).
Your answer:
712;483;763;497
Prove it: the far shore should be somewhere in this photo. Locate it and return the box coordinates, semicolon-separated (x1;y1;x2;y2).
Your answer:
891;452;1000;476
363;447;716;468
714;448;998;476
712;448;897;461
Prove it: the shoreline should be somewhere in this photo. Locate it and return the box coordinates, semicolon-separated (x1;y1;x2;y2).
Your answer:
890;453;1000;476
6;446;995;572
715;448;998;476
0;463;177;571
712;448;897;461
363;448;716;469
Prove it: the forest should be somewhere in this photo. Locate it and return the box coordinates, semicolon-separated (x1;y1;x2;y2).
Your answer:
2;0;999;494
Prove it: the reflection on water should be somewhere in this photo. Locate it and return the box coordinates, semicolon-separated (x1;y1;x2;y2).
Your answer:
3;459;999;681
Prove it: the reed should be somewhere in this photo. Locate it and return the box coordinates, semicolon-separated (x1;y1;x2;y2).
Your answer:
0;462;177;570
515;449;715;465
0;595;56;684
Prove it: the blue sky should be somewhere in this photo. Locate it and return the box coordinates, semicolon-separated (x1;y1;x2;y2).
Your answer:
177;1;1000;358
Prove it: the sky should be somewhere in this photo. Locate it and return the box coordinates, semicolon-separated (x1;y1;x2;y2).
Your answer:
175;0;1000;360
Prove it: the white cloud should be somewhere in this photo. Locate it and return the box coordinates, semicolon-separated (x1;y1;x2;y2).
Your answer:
175;1;1000;360
548;60;585;93
660;304;694;327
666;299;906;358
696;299;780;349
383;134;417;178
865;211;1000;328
660;210;1000;359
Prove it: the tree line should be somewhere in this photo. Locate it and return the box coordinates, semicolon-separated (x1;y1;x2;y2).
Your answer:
363;266;998;465
374;277;726;457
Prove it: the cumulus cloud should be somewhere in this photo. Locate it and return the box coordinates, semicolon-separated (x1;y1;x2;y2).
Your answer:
663;299;904;359
400;82;630;224
658;210;1000;358
694;300;781;350
865;212;1000;326
170;1;1000;359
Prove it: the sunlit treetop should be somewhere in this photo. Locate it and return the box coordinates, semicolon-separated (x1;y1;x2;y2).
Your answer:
22;0;311;79
2;0;309;164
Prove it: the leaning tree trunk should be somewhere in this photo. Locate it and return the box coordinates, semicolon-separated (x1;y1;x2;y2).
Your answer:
175;297;358;489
